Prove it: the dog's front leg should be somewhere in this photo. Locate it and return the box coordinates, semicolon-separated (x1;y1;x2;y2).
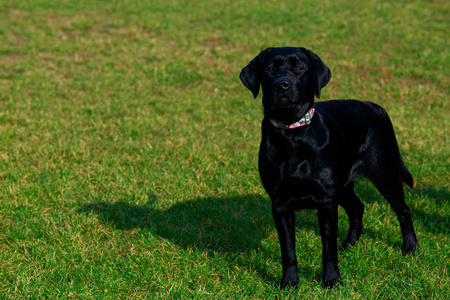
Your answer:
272;203;299;288
317;203;341;288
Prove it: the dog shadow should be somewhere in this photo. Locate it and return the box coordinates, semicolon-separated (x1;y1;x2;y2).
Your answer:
79;193;318;284
79;193;273;251
77;184;448;286
411;186;450;236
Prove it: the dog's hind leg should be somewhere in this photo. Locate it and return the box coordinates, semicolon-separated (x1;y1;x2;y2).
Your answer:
363;106;417;254
338;183;365;250
372;178;417;254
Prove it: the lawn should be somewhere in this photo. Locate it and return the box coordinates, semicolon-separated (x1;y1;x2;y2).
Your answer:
0;0;448;298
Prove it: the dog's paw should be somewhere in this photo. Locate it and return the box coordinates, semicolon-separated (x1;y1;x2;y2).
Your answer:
402;243;418;256
280;277;299;289
322;270;342;289
339;241;355;252
322;276;343;289
280;268;299;289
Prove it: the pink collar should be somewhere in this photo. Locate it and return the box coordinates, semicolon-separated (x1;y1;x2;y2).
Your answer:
270;107;315;129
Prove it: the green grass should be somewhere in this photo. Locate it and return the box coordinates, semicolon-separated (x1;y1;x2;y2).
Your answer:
0;0;448;298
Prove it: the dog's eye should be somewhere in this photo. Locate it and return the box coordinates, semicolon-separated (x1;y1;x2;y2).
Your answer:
294;65;305;72
267;66;275;73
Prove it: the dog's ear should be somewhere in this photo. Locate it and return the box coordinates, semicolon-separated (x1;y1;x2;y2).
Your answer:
239;50;265;99
300;48;331;99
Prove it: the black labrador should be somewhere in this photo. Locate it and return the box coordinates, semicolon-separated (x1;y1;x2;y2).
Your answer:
239;47;417;288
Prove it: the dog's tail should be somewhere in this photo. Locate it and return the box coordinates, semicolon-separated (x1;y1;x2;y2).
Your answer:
375;102;414;189
401;160;414;189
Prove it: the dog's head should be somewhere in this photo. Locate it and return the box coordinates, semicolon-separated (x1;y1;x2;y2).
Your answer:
240;47;331;121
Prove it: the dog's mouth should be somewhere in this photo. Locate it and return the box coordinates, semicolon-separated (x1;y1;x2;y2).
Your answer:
268;96;298;115
266;90;313;123
277;99;291;109
274;94;297;107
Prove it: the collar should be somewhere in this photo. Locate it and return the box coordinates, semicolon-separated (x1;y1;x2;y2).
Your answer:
269;107;315;129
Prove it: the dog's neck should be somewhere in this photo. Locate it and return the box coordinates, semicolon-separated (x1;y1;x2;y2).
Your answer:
269;107;315;129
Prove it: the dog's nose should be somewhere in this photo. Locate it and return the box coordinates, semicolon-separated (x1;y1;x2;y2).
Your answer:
275;79;290;90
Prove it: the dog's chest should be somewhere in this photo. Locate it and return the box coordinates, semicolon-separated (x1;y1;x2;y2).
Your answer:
259;131;336;207
262;131;316;165
263;142;319;182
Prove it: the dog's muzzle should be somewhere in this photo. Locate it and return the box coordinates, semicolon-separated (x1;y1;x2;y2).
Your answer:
272;77;297;106
275;79;291;90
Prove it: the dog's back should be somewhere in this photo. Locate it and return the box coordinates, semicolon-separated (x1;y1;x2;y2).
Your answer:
315;100;413;188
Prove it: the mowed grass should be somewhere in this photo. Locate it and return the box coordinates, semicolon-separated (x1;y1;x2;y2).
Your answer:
0;0;448;298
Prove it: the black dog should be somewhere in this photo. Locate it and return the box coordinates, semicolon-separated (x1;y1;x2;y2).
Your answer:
239;47;417;288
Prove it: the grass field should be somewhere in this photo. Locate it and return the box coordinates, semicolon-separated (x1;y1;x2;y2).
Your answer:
0;0;448;298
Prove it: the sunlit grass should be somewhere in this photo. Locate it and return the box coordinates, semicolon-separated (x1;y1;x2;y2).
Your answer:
0;0;448;298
